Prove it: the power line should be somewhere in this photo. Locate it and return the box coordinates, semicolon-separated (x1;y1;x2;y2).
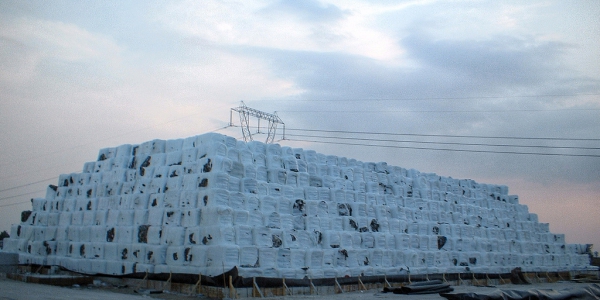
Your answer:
0;200;31;208
249;93;600;102
284;138;600;158
0;176;58;193
278;108;600;113
0;105;234;169
0;125;232;196
284;133;600;151
0;190;45;203
285;128;600;142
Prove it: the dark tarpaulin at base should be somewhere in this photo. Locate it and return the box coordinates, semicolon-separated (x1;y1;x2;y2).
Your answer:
440;283;600;300
382;280;454;295
125;268;520;289
121;267;536;289
124;267;436;288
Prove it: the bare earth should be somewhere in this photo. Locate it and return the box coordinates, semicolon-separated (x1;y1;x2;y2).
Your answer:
1;276;599;300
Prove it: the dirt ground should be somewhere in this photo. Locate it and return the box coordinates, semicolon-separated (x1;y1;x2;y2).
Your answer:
1;275;600;300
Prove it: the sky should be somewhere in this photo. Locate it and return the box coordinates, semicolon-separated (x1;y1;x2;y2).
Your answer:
1;1;599;252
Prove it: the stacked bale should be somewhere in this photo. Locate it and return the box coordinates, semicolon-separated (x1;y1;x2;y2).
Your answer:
2;133;594;278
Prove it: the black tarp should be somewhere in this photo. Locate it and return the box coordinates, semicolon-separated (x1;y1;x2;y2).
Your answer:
441;283;600;300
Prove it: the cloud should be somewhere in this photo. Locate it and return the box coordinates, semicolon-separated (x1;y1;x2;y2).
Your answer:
157;0;404;61
246;30;599;185
0;17;123;85
260;0;347;23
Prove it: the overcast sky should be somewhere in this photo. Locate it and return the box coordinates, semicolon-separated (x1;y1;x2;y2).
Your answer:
1;1;599;250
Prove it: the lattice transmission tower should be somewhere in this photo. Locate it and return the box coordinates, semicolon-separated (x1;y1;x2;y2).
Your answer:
230;102;285;144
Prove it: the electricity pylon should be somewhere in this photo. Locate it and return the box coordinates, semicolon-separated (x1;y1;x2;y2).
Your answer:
230;102;285;144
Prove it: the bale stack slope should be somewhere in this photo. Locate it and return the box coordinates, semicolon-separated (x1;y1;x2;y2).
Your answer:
2;133;593;279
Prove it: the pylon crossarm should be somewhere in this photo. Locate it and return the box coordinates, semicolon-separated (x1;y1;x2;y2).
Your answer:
230;101;284;143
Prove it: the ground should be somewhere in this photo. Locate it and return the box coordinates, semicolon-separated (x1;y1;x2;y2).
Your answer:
1;275;600;300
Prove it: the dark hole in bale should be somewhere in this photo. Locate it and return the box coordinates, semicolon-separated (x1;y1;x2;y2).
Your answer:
293;199;305;214
17;225;21;236
69;244;73;254
438;236;447;250
28;245;31;253
140;156;151;175
314;231;322;244
359;227;369;232
203;159;212;172
44;241;51;255
107;228;115;242
129;156;137;169
184;248;191;261
349;219;358;230
21;211;32;223
152;199;157;207
290;234;296;241
166;211;174;218
122;248;128;260
121;265;125;274
189;233;196;244
295;154;301;159
459;262;468;266
140;167;146;177
370;219;380;232
202;235;212;245
364;257;369;266
98;153;107;161
272;235;282;247
63;179;69;187
203;195;208;205
452;258;458;266
49;184;58;191
170;170;178;178
339;249;348;259
86;201;92;210
469;257;477;265
80;244;85;257
87;189;92;198
199;178;208;187
138;225;149;243
147;251;153;261
173;252;178;261
338;204;349;216
133;250;139;258
432;226;440;235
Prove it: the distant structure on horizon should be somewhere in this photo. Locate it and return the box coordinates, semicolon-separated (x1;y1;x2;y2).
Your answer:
1;132;595;279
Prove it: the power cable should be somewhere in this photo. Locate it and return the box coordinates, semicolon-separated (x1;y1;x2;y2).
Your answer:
0;125;231;195
0;200;32;208
284;128;600;142
0;190;45;203
278;108;600;113
0;177;58;193
284;138;600;158
284;133;600;151
248;93;600;102
0;104;233;169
